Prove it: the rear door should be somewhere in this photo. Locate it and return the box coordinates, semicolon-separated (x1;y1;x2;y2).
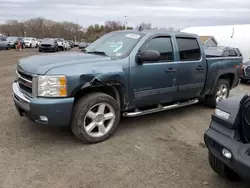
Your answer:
174;37;207;100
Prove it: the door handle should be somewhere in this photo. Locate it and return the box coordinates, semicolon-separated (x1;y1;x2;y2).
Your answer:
196;66;204;71
166;68;177;73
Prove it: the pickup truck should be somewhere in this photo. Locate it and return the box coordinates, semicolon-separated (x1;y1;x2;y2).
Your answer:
204;94;250;183
12;30;242;143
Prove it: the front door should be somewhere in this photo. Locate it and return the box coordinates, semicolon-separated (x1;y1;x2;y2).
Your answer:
174;37;206;100
129;36;178;108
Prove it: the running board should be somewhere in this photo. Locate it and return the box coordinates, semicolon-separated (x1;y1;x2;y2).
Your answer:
123;99;199;117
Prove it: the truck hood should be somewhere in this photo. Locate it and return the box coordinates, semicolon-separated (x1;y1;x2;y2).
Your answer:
17;52;114;75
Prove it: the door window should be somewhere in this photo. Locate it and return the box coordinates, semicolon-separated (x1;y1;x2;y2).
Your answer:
141;37;174;62
176;38;201;61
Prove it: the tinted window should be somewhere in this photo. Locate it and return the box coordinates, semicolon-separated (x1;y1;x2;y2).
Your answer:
176;38;201;61
141;37;173;62
222;50;229;56
228;50;237;56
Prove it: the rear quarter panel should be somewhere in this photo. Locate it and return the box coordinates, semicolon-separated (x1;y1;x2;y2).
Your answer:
202;57;242;95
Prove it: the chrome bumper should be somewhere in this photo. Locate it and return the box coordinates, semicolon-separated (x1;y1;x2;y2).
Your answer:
12;81;30;111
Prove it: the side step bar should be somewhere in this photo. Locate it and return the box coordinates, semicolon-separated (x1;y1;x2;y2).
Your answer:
123;99;199;117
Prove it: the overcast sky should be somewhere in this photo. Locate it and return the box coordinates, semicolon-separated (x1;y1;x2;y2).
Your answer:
1;0;250;29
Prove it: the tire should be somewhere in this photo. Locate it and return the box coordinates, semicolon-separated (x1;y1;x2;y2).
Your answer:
241;79;248;84
204;79;230;108
71;92;121;144
208;152;241;181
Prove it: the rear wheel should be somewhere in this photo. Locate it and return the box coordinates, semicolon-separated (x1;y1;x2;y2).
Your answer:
208;152;241;181
204;79;230;108
71;93;120;144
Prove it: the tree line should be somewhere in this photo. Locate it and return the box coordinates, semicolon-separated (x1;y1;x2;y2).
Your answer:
0;17;176;42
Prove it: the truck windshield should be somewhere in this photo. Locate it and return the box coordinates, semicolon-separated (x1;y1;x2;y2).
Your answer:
84;32;145;59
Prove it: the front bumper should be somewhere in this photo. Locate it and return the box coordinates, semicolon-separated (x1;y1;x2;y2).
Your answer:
204;124;250;182
12;81;74;126
39;47;55;52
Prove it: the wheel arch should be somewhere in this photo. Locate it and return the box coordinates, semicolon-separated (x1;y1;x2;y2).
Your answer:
71;78;128;111
209;69;237;95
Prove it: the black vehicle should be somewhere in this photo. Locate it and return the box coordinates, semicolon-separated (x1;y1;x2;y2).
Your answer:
204;94;250;183
39;38;59;52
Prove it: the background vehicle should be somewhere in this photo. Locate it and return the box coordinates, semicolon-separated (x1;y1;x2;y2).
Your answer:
68;40;75;48
204;46;242;58
78;42;87;49
6;37;25;49
0;37;10;50
65;41;71;50
241;60;250;83
55;38;66;51
39;38;58;52
204;94;250;182
12;30;242;144
74;41;80;47
23;37;39;48
181;24;250;63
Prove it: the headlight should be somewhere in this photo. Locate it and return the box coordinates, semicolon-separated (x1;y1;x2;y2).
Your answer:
38;75;67;97
214;108;230;120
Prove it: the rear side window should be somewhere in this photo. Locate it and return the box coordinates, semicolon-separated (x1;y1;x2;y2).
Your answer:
141;37;173;62
228;50;237;57
176;38;201;61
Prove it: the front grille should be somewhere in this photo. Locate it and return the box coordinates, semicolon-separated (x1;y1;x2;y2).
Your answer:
17;71;32;96
245;66;250;77
41;44;51;47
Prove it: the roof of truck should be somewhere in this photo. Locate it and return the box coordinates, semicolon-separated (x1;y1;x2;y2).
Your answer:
113;29;198;38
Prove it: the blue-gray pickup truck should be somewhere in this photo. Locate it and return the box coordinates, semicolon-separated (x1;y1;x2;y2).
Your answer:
13;30;243;143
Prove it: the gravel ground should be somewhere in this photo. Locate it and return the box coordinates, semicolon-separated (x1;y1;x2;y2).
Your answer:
0;48;249;188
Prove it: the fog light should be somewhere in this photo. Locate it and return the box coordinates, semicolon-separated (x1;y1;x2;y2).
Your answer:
222;148;232;159
39;116;48;122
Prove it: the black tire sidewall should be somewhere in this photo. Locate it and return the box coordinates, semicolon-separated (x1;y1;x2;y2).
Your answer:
72;93;120;143
206;79;230;108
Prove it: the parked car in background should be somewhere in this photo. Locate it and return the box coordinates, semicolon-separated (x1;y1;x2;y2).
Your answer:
78;42;87;49
39;38;59;52
6;37;25;49
55;38;66;51
74;41;80;47
23;37;39;48
0;37;10;50
241;60;250;83
204;94;250;182
204;46;242;58
67;40;74;48
65;41;71;50
12;30;242;143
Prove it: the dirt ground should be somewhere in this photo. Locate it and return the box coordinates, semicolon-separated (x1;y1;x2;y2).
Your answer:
0;48;249;188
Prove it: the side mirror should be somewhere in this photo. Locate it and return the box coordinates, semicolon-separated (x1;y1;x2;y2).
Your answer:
136;50;161;64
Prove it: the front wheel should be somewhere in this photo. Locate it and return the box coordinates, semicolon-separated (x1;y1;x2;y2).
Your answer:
71;92;120;144
208;152;240;181
204;79;230;108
